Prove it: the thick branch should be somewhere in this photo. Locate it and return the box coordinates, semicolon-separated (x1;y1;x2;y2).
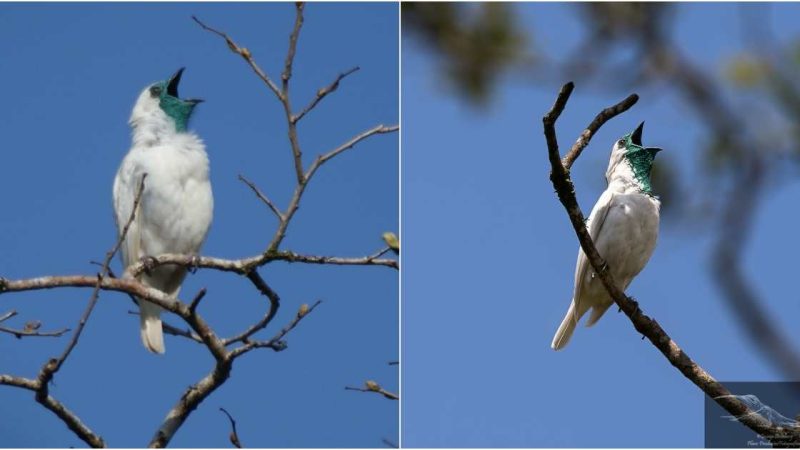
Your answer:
150;300;320;447
149;361;232;448
542;82;800;446
282;2;307;184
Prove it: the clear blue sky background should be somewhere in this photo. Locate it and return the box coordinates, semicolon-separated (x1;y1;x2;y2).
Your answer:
0;3;397;448
402;3;800;447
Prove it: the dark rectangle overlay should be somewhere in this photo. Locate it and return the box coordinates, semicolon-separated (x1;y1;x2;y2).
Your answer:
704;381;800;448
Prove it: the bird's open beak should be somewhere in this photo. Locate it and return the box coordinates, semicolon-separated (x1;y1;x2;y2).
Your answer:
631;121;645;146
167;67;204;104
167;67;184;98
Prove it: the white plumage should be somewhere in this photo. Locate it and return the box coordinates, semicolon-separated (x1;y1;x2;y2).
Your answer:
113;69;213;353
551;123;661;350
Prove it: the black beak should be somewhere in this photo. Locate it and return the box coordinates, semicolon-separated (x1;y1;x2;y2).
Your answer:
631;121;644;146
167;67;185;98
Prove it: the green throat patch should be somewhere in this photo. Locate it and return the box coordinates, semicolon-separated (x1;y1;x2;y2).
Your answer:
152;80;197;132
621;133;660;195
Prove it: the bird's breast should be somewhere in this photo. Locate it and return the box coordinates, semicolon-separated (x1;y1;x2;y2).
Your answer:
134;140;213;257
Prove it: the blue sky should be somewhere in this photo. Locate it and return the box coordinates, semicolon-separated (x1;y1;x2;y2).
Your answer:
402;3;800;447
0;3;398;448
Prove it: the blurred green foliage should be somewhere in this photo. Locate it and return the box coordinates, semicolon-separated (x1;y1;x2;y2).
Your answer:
403;3;528;103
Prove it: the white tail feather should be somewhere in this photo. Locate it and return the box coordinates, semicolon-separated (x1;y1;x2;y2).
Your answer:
139;300;165;354
551;302;578;351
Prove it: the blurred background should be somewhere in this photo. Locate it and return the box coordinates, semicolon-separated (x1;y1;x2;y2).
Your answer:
402;2;800;447
0;3;398;447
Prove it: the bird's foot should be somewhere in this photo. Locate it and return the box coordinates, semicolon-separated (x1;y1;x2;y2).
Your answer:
140;255;158;276
188;255;201;274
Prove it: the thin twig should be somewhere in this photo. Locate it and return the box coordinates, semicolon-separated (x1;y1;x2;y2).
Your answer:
306;124;400;181
191;15;283;100
223;270;281;346
381;438;399;448
20;175;146;448
189;288;208;314
230;300;321;358
561;92;639;169
293;66;360;123
238;175;284;221
39;175;146;385
344;380;399;401
0;324;70;339
127;311;204;343
541;82;800;446
219;407;243;448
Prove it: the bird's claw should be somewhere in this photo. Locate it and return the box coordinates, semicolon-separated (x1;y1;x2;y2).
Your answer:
189;255;201;274
141;256;158;276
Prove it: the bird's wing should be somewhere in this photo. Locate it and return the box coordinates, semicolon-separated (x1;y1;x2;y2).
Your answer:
572;189;615;320
112;158;144;273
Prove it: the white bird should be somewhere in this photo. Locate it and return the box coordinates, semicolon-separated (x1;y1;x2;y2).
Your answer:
551;122;662;351
113;68;213;354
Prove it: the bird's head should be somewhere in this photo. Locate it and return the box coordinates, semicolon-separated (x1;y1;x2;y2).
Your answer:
129;68;203;133
606;122;662;194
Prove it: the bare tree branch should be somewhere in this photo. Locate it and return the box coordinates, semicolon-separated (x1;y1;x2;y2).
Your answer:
191;15;282;100
121;247;397;278
223;270;281;346
0;175;147;447
345;380;398;401
38;174;146;385
306;124;400;181
238;175;284;221
542;82;800;446
0;310;69;339
293;66;361;123
272;248;396;268
281;2;307;184
561;92;639;169
229;300;321;358
0;323;69;339
219;407;243;448
149;302;320;448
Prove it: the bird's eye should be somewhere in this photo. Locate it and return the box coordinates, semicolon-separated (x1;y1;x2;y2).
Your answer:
617;139;625;147
149;85;162;97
